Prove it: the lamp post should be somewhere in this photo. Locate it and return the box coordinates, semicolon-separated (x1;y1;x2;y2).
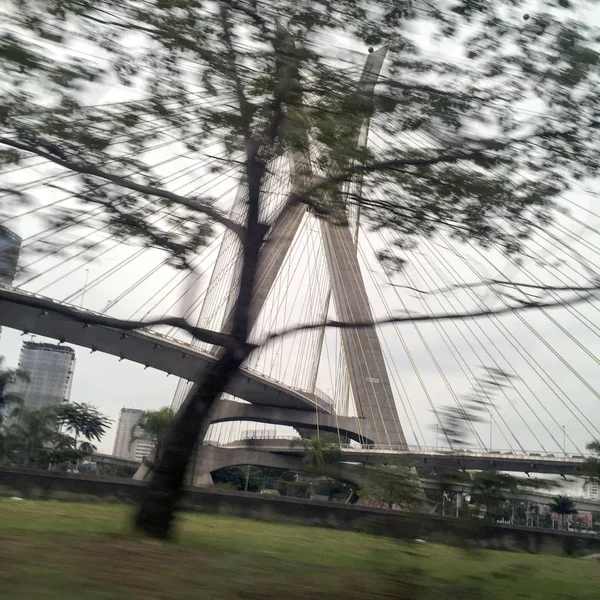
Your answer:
562;425;566;456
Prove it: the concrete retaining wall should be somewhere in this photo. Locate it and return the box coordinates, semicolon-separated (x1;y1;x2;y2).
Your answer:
1;467;599;556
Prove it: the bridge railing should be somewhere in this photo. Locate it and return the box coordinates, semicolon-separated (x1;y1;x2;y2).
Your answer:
313;387;337;409
232;363;336;413
211;434;592;459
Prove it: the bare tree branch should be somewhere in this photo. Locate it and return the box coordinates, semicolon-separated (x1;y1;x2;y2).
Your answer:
0;137;244;237
302;128;568;195
0;287;255;352
79;11;159;36
262;292;599;344
218;0;254;145
489;279;600;292
392;279;600;296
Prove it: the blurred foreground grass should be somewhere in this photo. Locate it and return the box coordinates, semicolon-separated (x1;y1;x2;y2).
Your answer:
0;499;599;599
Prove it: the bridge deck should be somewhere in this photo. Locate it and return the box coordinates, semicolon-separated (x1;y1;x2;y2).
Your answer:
0;286;333;413
221;439;588;475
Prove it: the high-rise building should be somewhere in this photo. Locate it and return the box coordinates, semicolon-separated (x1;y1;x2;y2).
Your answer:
0;225;21;341
7;341;76;411
0;225;20;285
112;407;154;462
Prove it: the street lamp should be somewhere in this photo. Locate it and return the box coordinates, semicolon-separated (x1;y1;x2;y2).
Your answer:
562;425;566;456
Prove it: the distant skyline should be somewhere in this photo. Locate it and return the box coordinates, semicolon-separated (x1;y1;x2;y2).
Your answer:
0;329;175;454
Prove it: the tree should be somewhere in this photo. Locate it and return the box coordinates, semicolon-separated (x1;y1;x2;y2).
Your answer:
0;355;29;459
53;402;112;465
0;355;28;417
470;470;556;521
3;406;59;467
470;470;519;521
130;407;174;468
582;440;600;486
549;495;578;530
56;402;112;444
359;463;422;510
294;434;342;475
290;435;352;499
4;403;110;468
3;1;600;538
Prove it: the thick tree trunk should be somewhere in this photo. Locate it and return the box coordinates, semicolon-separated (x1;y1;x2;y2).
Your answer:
135;152;266;539
135;349;246;538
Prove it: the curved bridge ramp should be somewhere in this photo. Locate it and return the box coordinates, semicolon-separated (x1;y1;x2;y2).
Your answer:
0;286;333;413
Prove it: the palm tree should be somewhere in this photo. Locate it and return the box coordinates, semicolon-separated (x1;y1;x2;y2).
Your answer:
0;355;28;416
53;402;112;468
549;495;578;530
293;434;341;475
1;355;30;462
3;406;57;467
56;402;112;444
3;401;111;469
131;408;174;467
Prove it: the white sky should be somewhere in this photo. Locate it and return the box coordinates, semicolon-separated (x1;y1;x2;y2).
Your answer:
1;3;600;459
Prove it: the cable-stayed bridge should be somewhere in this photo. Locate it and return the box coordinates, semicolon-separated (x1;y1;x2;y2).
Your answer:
1;46;600;485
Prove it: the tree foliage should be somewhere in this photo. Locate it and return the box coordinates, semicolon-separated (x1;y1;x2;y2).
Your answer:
549;494;578;529
56;401;112;443
2;1;600;263
470;469;555;521
436;366;515;448
582;440;600;485
359;463;422;510
470;470;519;520
294;434;342;475
0;355;29;419
2;402;110;468
2;407;57;467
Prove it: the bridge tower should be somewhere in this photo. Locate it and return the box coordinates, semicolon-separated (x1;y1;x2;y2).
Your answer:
172;43;407;484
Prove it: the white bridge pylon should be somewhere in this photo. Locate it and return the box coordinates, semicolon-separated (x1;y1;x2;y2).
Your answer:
172;45;408;451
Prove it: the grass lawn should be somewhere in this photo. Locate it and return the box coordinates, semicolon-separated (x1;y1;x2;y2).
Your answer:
0;499;599;599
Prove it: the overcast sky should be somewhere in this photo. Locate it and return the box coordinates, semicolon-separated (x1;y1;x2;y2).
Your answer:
1;2;600;459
